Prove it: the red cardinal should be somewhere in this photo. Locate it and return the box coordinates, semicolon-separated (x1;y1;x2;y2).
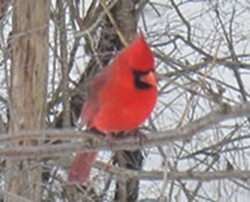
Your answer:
68;32;157;182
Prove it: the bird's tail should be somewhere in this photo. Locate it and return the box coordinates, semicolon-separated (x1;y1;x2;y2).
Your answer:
68;152;97;182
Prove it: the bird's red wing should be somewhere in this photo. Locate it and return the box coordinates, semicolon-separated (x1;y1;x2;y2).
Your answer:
81;68;110;127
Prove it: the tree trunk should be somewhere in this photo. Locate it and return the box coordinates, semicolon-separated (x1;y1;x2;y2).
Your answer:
6;0;50;201
110;1;143;202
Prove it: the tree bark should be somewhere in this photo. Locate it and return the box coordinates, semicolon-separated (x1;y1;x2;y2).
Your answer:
6;0;50;201
110;1;142;202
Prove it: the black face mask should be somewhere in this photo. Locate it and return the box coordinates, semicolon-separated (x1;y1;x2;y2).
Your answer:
133;69;154;90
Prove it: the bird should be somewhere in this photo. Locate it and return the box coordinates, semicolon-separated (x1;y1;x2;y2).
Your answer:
68;32;157;182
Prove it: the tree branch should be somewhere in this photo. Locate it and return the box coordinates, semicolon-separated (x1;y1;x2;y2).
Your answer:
0;102;249;159
94;161;250;181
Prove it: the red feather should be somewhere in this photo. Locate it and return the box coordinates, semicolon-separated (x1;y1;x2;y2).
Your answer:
68;32;157;182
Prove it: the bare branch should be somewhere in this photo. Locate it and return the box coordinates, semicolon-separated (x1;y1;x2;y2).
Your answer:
94;161;250;182
0;102;250;159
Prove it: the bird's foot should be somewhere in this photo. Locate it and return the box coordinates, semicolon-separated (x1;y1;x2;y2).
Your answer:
132;129;147;147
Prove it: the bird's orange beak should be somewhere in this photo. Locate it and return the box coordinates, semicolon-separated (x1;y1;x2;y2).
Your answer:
140;71;157;86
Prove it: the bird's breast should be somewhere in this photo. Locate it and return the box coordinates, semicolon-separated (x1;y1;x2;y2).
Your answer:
92;84;157;132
